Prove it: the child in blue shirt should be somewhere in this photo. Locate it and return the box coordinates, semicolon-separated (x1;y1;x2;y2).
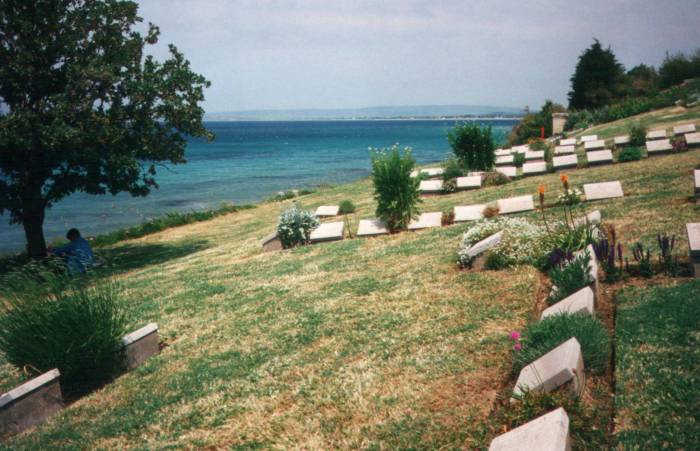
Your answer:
50;228;94;275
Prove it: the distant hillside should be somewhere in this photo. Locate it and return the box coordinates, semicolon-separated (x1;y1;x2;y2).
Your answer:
205;105;525;121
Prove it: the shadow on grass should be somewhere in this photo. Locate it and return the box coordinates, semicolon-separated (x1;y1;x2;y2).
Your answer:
94;239;211;276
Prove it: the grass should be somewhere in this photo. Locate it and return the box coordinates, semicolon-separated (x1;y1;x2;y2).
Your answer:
614;280;700;449
0;107;698;447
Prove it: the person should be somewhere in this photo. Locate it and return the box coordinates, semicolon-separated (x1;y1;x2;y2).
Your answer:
50;228;94;275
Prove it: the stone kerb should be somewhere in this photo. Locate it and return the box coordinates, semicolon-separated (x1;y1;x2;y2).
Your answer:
0;369;63;439
122;323;160;371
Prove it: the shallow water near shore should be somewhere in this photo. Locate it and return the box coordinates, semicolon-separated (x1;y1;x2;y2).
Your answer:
0;119;516;254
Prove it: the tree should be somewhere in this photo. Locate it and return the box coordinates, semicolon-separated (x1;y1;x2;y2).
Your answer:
568;39;625;110
625;64;659;96
508;100;565;145
370;145;421;232
447;123;495;170
659;50;700;89
0;1;213;258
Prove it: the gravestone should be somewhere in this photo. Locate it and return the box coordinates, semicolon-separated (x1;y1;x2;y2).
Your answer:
583;181;623;201
673;123;696;135
512;337;584;400
684;132;700;146
315;205;340;217
464;231;503;260
497;195;534;214
408;212;443;230
468;171;485;177
422;167;444;177
495;148;512;156
613;135;630;146
580;135;597;143
541;286;595;319
554;145;575;155
496;166;517;178
584;139;605;151
688;223;700;278
261;232;282;252
456;175;482;190
552;112;568;136
495;155;515;166
309;221;344;243
646;139;672;155
419;180;443;193
512;144;530;153
123;323;159;370
694;170;700;198
454;204;486;222
524;150;545;161
559;138;577;146
646;129;667;140
522;162;547;176
586;149;613;165
0;369;63;439
357;219;390;237
488;408;571;451
553;154;578;171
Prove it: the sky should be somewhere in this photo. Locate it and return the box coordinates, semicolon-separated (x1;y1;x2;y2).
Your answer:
135;0;700;113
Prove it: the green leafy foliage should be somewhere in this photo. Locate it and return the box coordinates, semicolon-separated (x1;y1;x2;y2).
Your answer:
617;146;643;162
629;123;647;146
441;157;465;182
338;200;356;215
547;250;594;304
509;101;565;145
513;152;525;168
276;204;319;248
0;270;129;396
370;145;421;232
568;39;626;110
659;50;700;89
513;313;610;374
447;123;496;170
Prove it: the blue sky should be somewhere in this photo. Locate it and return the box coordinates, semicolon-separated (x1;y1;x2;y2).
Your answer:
136;0;700;112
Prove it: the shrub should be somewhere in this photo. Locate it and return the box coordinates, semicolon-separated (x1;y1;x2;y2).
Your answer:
512;313;610;374
629;123;647;146
442;178;458;193
442;156;464;181
277;204;320;248
441;210;455;226
370;145;421;232
482;204;500;218
547;250;594;304
482;171;510;186
513;152;525;168
447;123;495;171
672;136;688;152
338;200;356;215
617;146;642;162
0;272;129;396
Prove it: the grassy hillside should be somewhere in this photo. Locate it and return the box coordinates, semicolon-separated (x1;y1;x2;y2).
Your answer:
1;109;699;448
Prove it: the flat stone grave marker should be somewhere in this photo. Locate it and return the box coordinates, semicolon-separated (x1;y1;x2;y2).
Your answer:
646;129;667;140
522;161;547;176
541;286;595;319
465;231;503;260
573;210;601;227
408;212;443;230
512;337;584;400
687;223;700;259
553;154;578;171
495;148;512;156
512;144;530;153
454;204;486;222
694;169;700;194
586;149;613;165
497;195;534;214
583;139;605;151
122;323;159;370
488;408;571;451
419;179;443;193
685;132;700;146
559;137;576;146
524;150;545;161
456;175;482;190
614;135;630;145
496;166;517;178
583;181;623;201
554;145;575;154
580;134;597;142
315;205;339;217
0;369;63;438
357;218;390;237
495;155;515;166
309;221;344;243
423;167;444;177
646;139;672;155
674;123;696;135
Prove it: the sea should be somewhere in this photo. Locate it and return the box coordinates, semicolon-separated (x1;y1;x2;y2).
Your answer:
0;119;517;254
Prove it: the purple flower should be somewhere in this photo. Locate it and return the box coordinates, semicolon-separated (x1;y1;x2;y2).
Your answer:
509;331;521;341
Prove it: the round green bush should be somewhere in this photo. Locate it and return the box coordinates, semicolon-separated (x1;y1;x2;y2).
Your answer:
277;204;320;248
617;146;642;162
338;199;356;214
512;313;610;375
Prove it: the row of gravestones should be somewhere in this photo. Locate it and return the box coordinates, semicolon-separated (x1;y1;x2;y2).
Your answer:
463;214;602;450
0;323;160;440
261;181;624;252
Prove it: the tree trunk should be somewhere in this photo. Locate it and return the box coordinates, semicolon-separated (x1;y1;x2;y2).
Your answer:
22;200;47;259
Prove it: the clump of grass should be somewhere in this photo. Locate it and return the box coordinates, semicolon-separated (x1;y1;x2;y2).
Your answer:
370;144;421;232
512;313;610;375
513;152;526;168
441;210;455;226
338;200;356;215
629;123;647;146
617;146;642;162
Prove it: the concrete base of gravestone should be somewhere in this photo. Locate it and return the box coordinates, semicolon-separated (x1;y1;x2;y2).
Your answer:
419;180;443;193
646;139;673;155
315;205;340;217
0;369;63;439
261;232;282;252
465;231;503;260
498;195;535;214
554;145;575;155
559;138;576;146
584;139;605;151
495;155;515;166
674;124;696;135
553;154;578;171
456;175;481;190
488;407;571;451
614;135;630;146
512;337;584;401
646;129;667;140
522;162;547;176
122;323;159;371
685;132;700;146
524;150;545;161
580;135;597;143
408;212;442;230
496;166;517;178
586;149;613;165
583;181;623;201
454;204;486;222
357;219;389;237
309;221;345;243
541;287;595;319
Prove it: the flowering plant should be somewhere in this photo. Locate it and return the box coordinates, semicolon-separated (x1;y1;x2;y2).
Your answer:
557;188;582;206
277;203;320;248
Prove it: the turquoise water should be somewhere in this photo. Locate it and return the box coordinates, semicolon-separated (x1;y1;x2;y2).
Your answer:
0;119;516;253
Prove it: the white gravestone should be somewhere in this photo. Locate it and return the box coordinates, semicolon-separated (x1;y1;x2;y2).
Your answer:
586;149;613;165
583;181;623;201
496;166;517;178
524;150;545;161
498;195;535;214
419;180;443;193
541;286;595;319
687;223;700;259
356;219;389;237
495;148;512;156
674;124;696;135
456;175;482;190
559;138;577;146
309;221;344;243
488;408;571;451
694;170;700;194
454;205;486;222
465;231;503;260
554;145;575;155
613;135;630;145
646;129;667;140
408;212;443;230
553;154;578;171
580;135;597;143
315;205;340;217
584;139;605;151
522;162;548;176
495;155;515;166
512;144;530;153
685;132;700;146
646;139;672;155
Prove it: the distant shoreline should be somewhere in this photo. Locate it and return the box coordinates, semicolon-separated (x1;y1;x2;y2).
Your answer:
204;116;523;122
